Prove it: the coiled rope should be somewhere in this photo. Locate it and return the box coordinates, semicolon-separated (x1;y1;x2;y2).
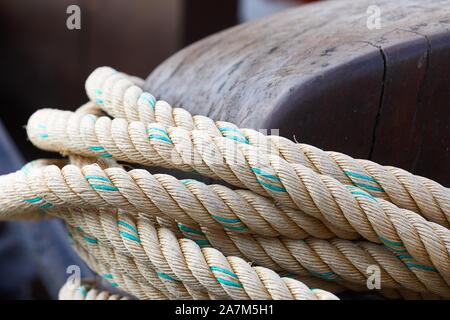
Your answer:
24;108;450;283
0;66;449;299
85;67;450;227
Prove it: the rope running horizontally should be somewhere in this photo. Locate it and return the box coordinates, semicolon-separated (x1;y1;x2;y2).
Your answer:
60;206;450;297
0;66;449;300
24;109;450;283
85;67;450;227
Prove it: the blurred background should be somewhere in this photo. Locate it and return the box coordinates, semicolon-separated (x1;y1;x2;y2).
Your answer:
1;0;319;161
0;0;318;299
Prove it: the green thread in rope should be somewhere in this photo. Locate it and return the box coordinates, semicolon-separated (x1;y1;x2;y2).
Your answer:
147;127;170;138
210;214;242;224
118;220;139;235
379;236;437;272
215;277;243;288
85;175;112;183
177;223;204;236
119;231;141;243
95;89;104;105
88;146;112;157
180;179;196;185
89;184;118;191
140;93;156;109
86;175;118;191
117;219;140;243
193;239;210;247
210;214;247;231
23;197;53;209
82;235;98;244
100;152;112;158
256;178;286;192
353;182;384;192
251;168;286;192
210;266;243;288
218;127;245;135
343;170;377;183
88;146;105;151
405;263;437;272
345;185;378;202
103;273;119;287
344;170;384;192
309;270;339;281
251;167;280;181
157;272;179;282
223;135;249;144
219;127;249;144
148;134;173;144
378;235;403;247
24;197;42;203
210;266;239;279
78;285;88;297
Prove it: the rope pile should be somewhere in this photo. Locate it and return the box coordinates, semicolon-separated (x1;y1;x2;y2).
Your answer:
1;66;449;300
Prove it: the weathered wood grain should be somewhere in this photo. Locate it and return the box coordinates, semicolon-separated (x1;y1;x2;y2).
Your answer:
145;0;450;185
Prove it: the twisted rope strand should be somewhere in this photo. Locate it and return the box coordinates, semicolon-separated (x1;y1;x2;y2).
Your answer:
2;161;450;283
61;206;450;297
1;160;353;240
68;218;338;300
58;153;366;298
85;66;450;227
3;66;448;300
69;225;212;300
73;225;435;300
70;239;168;300
72;236;440;300
25;111;450;279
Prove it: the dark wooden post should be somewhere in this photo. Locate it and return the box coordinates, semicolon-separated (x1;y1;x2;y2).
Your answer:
145;0;450;186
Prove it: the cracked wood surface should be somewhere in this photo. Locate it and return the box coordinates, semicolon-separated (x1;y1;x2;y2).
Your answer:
145;0;450;185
